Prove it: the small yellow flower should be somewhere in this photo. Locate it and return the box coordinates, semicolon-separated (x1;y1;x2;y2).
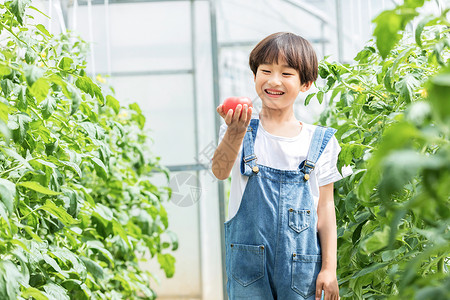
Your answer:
118;111;128;119
418;89;427;98
39;62;44;67
40;52;46;58
353;84;364;92
96;74;106;84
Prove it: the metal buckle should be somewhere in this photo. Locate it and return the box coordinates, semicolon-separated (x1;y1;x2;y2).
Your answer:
243;155;257;163
304;160;315;170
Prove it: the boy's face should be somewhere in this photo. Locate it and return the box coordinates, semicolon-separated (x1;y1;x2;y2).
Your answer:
254;58;312;112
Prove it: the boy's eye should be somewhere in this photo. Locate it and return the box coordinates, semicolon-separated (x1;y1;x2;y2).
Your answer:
283;73;293;76
261;69;271;73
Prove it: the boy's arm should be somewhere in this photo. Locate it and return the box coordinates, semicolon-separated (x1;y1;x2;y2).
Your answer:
212;104;252;180
212;129;246;180
315;182;340;299
317;182;337;271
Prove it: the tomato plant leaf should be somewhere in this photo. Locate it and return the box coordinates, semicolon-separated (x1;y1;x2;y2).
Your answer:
373;8;418;59
67;84;82;115
93;203;113;223
21;286;49;300
304;93;315;106
129;102;142;114
35;24;52;38
23;225;43;242
397;74;420;103
1;79;14;96
383;70;395;93
24;65;44;87
113;220;131;248
43;254;63;273
58;57;73;71
427;69;450;122
79;257;104;280
0;260;25;300
18;181;60;195
317;91;324;104
76;76;104;105
0;178;16;214
9;113;31;143
30;77;50;103
10;0;31;25
60;160;82;178
361;226;390;253
91;157;108;180
40;96;57;119
0;202;10;229
0;65;11;77
166;230;179;251
415;15;435;47
39;200;79;226
157;253;176;278
106;95;120;114
43;283;69;300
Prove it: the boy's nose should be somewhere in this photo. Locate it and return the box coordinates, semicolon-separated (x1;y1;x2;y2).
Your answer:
268;74;282;86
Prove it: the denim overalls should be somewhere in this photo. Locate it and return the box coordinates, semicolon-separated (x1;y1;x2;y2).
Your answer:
224;119;336;300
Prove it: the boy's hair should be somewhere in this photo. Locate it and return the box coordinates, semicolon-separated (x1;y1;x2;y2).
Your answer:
249;32;318;85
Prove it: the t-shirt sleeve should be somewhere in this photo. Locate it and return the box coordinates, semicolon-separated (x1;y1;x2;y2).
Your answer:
218;123;228;145
315;135;353;186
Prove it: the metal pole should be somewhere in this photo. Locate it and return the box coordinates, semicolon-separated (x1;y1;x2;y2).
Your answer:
357;0;363;50
54;0;67;33
335;0;343;62
190;0;204;298
321;21;325;58
59;0;69;30
209;0;227;299
105;0;112;76
350;0;356;55
87;0;96;75
48;0;53;33
72;0;78;30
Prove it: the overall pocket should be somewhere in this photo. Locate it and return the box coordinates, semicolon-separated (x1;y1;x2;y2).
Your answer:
229;243;265;287
291;254;322;298
288;208;311;233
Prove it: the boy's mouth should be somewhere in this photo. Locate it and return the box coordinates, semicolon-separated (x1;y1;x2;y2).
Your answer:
265;89;285;96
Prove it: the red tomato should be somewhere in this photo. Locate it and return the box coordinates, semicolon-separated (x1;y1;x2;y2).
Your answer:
222;97;253;117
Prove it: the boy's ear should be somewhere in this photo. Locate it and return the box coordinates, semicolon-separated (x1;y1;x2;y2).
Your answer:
300;81;313;92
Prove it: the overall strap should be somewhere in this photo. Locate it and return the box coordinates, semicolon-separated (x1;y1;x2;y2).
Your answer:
240;119;259;176
301;126;337;177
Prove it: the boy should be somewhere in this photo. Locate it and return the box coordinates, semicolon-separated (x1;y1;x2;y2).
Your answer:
213;32;350;300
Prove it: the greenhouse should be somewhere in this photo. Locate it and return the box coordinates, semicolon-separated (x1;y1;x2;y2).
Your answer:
0;0;449;299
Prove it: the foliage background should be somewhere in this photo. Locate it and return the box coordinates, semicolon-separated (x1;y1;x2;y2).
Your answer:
310;0;450;298
0;1;176;299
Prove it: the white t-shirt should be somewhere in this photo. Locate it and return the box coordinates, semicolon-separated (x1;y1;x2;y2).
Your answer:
218;116;353;222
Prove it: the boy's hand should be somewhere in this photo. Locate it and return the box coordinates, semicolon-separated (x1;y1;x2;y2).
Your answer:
216;104;253;138
315;269;340;300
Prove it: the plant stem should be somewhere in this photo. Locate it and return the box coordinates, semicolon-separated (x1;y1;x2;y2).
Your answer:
437;257;444;273
0;61;22;73
0;164;23;177
29;106;45;122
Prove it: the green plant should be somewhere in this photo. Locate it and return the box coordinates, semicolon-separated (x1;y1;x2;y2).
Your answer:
309;0;449;298
0;1;177;299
